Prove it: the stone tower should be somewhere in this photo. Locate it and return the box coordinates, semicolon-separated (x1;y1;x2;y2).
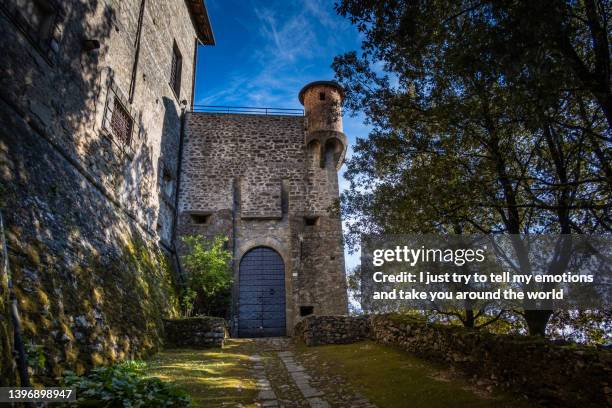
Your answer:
300;81;347;169
177;81;349;337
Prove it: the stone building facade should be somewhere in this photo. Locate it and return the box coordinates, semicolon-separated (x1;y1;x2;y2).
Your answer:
0;0;213;383
0;0;349;385
177;81;349;337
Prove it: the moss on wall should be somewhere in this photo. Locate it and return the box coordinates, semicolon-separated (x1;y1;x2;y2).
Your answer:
5;230;179;384
0;266;14;386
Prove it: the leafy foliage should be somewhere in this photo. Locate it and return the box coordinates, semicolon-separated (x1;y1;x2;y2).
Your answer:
180;287;197;318
547;310;612;344
61;361;191;407
24;342;46;372
181;235;232;317
333;0;611;336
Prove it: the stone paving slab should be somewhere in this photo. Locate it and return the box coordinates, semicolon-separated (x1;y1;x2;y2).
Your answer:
307;397;330;408
251;353;280;406
278;351;327;401
285;363;306;373
247;338;376;407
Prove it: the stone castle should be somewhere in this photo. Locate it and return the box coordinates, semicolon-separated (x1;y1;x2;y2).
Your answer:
0;0;346;382
179;82;348;336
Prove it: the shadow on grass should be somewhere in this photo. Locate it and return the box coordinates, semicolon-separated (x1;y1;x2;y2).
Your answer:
144;340;259;407
296;341;535;408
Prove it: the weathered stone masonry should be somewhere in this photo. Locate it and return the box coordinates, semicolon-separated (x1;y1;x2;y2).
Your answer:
295;314;612;408
177;82;350;337
0;0;213;383
0;0;349;387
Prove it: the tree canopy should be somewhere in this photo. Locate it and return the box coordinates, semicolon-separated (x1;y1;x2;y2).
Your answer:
333;0;611;336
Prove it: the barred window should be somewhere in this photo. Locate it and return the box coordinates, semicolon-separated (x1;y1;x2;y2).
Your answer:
110;99;133;146
170;42;182;98
102;83;136;152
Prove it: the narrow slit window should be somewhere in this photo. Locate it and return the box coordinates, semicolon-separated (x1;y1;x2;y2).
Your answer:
300;306;314;317
161;166;174;198
319;92;325;101
190;213;210;224
170;42;182;98
5;0;60;58
304;216;319;226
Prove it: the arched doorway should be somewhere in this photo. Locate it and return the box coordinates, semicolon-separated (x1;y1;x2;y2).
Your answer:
238;247;286;337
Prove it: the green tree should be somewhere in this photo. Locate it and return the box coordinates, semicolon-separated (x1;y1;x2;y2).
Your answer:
333;0;610;335
181;235;232;317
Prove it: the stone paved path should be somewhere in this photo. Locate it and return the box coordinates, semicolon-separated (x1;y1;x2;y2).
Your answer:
247;338;376;408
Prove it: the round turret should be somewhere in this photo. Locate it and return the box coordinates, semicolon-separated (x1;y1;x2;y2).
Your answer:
299;81;347;170
299;81;345;133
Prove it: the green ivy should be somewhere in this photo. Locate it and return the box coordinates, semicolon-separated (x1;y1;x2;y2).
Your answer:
60;361;191;407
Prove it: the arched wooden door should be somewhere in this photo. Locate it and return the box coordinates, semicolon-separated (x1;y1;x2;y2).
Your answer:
238;247;286;337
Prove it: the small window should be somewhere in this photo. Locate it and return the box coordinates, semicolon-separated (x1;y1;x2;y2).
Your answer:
170;42;182;98
162;167;172;182
300;306;314;317
103;84;136;151
304;216;319;226
190;213;210;224
319;92;325;101
161;166;174;197
110;99;133;146
3;0;60;59
17;0;53;35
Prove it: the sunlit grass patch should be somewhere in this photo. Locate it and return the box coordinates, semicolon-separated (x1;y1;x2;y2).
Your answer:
297;341;533;408
144;345;258;407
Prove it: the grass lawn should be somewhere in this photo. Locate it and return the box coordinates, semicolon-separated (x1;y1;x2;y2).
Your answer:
143;340;258;407
297;341;533;408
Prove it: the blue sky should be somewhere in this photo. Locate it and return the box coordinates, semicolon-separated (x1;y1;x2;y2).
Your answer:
193;0;370;270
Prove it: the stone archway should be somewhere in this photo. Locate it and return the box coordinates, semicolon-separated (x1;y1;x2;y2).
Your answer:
237;246;286;337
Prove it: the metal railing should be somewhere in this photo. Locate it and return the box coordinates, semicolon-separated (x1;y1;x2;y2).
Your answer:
192;105;304;116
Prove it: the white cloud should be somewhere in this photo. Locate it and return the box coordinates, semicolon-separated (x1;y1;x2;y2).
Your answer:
200;0;359;108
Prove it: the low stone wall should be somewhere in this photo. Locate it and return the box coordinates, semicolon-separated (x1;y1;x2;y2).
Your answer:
294;315;369;346
294;314;612;407
163;317;227;348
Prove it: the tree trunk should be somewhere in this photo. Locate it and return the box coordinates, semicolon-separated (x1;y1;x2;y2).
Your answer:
524;309;552;336
463;309;475;328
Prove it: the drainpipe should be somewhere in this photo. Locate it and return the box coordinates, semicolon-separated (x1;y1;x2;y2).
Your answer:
128;0;146;103
190;38;199;109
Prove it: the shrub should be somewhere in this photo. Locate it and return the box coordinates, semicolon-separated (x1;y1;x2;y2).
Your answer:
61;361;190;407
181;235;232;317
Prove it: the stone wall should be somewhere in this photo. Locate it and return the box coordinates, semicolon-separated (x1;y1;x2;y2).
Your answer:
177;112;348;336
163;317;227;348
294;314;612;407
0;101;181;380
294;316;369;346
0;0;205;384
